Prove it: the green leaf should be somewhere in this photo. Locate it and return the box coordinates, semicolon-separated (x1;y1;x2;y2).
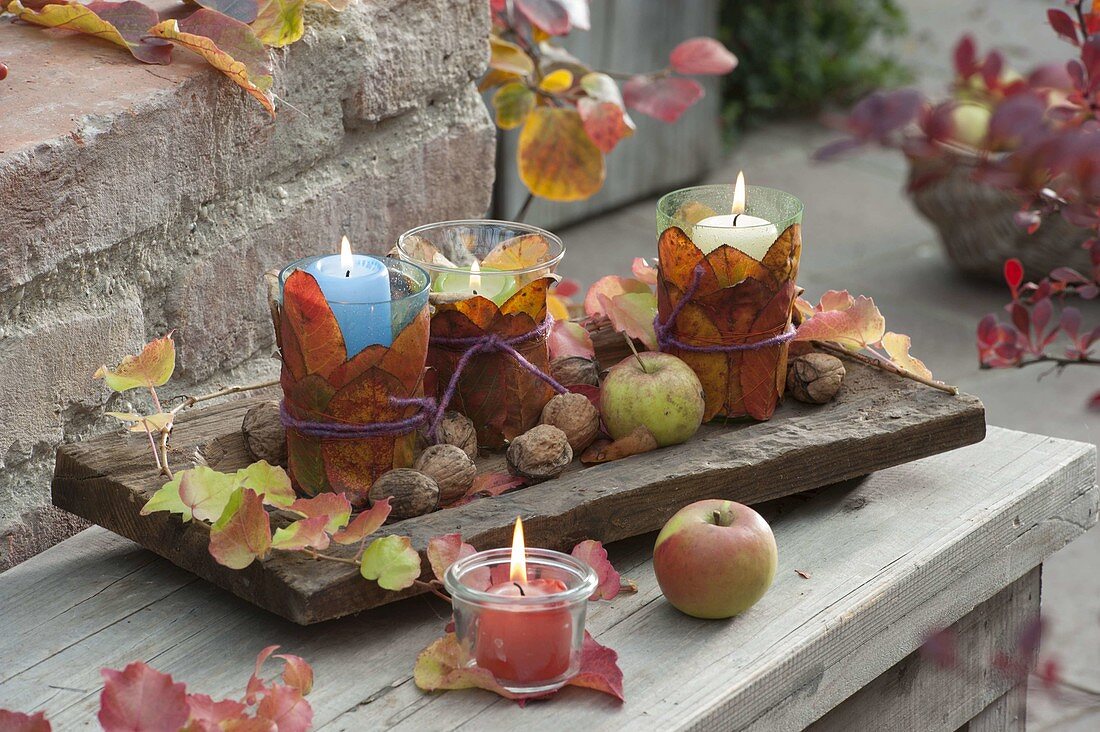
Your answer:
179;465;240;523
251;0;305;47
140;473;189;520
94;334;176;392
236;460;295;507
360;535;421;591
209;488;272;569
492;82;535;130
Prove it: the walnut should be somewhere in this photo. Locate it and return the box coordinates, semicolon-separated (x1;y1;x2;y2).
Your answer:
550;356;600;387
413;444;477;503
507;424;573;483
242;401;287;467
540;392;600;452
436;411;478;459
368;469;439;520
786;353;846;404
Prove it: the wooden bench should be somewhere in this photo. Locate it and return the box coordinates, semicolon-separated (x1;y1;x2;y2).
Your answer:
1;427;1095;730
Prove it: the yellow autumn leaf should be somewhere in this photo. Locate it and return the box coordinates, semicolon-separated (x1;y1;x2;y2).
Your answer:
518;107;606;202
251;0;306;47
489;36;534;76
538;69;574;93
95;335;176;393
881;331;934;380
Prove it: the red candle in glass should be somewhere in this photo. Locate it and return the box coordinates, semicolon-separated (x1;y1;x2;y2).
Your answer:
475;518;575;684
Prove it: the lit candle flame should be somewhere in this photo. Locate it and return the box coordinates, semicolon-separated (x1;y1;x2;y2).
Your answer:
469;260;482;294
339;235;354;276
509;516;527;584
731;170;747;216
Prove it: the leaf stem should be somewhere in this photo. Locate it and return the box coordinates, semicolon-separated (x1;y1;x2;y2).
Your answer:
514;192;535;223
305;549;360;567
623;333;648;373
172;378;281;414
158;429;173;480
141;420;164;474
814;341;960;395
415;579;453;603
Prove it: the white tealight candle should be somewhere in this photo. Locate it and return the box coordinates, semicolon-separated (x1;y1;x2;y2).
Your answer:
691;171;779;260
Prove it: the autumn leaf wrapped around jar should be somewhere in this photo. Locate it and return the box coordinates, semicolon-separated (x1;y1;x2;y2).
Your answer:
271;257;431;508
655;183;804;421
396;221;568;449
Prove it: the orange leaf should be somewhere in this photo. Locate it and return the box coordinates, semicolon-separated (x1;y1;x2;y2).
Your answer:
149;9;274;116
287;492;352;533
481;233;550;271
518;107;606;201
280;270;347;378
580;426;658;464
270;515;331;551
332;497;391;544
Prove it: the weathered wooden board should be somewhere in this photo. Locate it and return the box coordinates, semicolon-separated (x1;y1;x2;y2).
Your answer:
52;360;985;624
13;429;1094;729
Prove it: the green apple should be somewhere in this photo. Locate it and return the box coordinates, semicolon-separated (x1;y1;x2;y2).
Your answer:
599;352;705;447
653;499;778;619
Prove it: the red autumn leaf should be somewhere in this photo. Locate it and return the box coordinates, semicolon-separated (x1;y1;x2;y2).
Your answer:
548;319;595;360
515;0;570;35
414;631;623;703
274;654;314;696
280;270;347;379
1048;8;1079;46
427;533;489;589
623;76;704;123
568;632;625;702
256;685;313;732
287;492;352;533
0;711;51;732
668;37;738;75
578;98;632;154
99;662;190;732
567;383;601;411
555;278;580;298
571;539;621;600
246;645;279;705
1004;258;1025;297
208;488;272;570
186;694;247;726
331;497;391;544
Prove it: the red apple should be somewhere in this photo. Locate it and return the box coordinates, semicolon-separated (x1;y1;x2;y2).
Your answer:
653;499;777;619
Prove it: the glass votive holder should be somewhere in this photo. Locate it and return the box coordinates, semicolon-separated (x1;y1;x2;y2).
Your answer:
656;184;804;252
444;548;598;695
396;219;566;448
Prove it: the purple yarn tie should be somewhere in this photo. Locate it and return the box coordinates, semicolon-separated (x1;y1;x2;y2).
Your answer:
280;396;436;440
427;316;568;438
654;263;797;353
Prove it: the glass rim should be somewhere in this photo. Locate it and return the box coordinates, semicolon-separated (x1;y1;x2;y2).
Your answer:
657;184;804;230
279;254;430;306
443;547;597;607
396;219;566;276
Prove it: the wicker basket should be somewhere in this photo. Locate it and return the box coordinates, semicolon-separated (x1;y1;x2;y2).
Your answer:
907;155;1092;281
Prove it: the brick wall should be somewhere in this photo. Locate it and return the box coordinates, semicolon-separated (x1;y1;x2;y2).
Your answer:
0;1;496;569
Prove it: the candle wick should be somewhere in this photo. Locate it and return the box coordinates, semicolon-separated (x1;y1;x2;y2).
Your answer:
732;213;742;226
513;582;525;596
345;270;351;278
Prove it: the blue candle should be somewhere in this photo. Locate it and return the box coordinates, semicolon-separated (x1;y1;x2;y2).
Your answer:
304;237;392;355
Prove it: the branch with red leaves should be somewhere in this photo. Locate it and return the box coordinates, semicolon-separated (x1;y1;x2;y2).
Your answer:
0;645;315;732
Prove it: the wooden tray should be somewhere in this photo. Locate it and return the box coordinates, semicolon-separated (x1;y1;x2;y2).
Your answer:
53;361;985;624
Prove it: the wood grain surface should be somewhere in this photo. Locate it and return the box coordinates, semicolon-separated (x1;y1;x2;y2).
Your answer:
52;358;985;623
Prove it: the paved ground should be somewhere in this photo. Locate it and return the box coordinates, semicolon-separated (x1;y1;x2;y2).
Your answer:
558;1;1098;727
